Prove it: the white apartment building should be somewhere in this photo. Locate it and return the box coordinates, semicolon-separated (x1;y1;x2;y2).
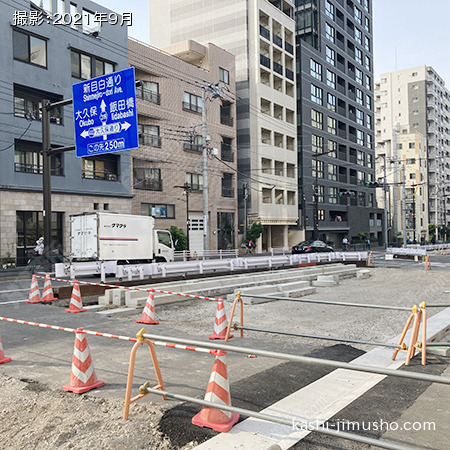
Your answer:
149;0;299;251
375;65;450;242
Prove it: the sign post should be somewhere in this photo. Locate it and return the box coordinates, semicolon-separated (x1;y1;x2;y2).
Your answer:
72;67;138;157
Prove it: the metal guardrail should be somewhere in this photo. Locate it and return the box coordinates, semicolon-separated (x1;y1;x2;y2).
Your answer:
174;249;239;261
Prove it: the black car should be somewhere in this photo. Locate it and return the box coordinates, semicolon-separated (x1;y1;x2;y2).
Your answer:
291;240;334;254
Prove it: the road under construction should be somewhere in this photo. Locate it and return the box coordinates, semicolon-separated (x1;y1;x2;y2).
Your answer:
0;257;450;449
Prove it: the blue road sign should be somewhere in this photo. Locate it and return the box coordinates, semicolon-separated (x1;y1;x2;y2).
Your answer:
72;67;138;158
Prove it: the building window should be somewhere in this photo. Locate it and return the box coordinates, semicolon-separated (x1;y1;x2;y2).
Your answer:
184;134;203;152
364;36;371;51
141;203;175;219
219;67;230;84
186;172;203;191
355;48;362;65
356;89;364;105
366;114;372;129
14;85;63;124
327;93;336;112
310;59;322;80
326;70;336;89
364;16;370;32
136;81;160;104
365;75;371;90
31;0;52;12
327;139;337;157
317;186;324;203
14;139;63;176
358;191;366;207
354;6;362;23
133;167;162;191
82;8;99;34
356;129;364;145
13;30;47;68
328;186;337;204
325;0;334;19
138;124;161;148
406;158;416;164
326;46;335;65
327;117;337;135
220;101;233;126
311;134;323;153
222;173;234;197
81;154;119;180
366;134;373;149
71;49;114;79
311;84;323;105
355;68;363;85
363;0;370;12
367;154;373;168
354;28;362;45
312;159;324;179
325;23;335;43
221;137;233;161
183;92;203;113
311;110;323;129
328;164;337;181
409;142;415;149
365;94;372;109
356;109;364;125
217;212;235;249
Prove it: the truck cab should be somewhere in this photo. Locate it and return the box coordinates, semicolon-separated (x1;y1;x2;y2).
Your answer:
155;230;174;262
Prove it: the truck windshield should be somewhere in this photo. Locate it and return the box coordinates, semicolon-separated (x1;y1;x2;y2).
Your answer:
157;231;173;248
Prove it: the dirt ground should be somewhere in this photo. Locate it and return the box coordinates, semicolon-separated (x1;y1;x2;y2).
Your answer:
1;265;449;449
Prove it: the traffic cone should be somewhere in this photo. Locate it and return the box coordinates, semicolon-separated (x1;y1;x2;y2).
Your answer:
136;292;159;325
25;274;42;304
65;282;86;313
209;298;233;340
41;273;57;302
63;328;104;394
0;331;11;364
192;353;239;432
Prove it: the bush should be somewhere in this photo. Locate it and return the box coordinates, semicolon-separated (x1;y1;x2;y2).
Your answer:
168;226;187;251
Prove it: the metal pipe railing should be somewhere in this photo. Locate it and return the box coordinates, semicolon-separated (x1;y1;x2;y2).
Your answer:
141;332;450;385
143;387;413;450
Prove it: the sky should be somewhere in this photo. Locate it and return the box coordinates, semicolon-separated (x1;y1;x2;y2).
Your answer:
95;0;450;85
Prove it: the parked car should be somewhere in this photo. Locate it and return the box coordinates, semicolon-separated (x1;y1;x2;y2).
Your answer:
291;240;334;254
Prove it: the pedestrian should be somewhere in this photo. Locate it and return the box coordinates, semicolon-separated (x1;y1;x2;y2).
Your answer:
246;240;254;254
342;236;348;251
365;236;371;250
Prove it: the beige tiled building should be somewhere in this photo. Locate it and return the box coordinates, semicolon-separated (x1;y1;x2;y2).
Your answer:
129;39;238;251
149;0;299;251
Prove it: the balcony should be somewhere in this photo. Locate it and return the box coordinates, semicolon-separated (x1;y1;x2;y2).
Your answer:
184;142;203;152
260;54;271;69
285;68;294;81
285;41;294;54
134;178;162;191
139;134;161;148
14;163;63;176
220;114;234;127
272;33;283;48
273;61;283;75
136;86;160;105
221;186;234;197
259;24;270;40
82;170;119;181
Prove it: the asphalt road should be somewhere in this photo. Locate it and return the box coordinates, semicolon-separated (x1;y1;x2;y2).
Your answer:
0;258;449;449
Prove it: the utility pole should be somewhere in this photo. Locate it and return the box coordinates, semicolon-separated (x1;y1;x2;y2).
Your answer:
401;163;407;247
412;184;416;243
243;183;249;239
382;154;389;248
42;100;52;271
392;124;400;238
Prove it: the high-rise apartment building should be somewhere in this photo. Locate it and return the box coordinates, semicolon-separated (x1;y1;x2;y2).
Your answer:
295;0;383;246
149;0;299;251
0;0;130;263
375;66;450;243
129;39;238;251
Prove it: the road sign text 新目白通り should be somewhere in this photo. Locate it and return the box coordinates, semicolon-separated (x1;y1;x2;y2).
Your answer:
72;67;138;158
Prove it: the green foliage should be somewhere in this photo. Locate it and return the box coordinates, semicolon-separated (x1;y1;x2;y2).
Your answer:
246;222;263;244
168;226;187;251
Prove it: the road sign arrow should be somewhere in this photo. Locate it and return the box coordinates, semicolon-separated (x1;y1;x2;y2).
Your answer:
100;99;107;112
121;121;131;131
81;129;89;138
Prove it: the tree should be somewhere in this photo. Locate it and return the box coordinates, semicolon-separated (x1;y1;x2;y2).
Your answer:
168;226;187;251
246;222;263;245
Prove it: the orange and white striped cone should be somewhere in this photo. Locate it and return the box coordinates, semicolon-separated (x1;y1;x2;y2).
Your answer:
25;274;42;304
65;282;86;313
41;273;57;302
0;331;11;364
209;298;233;340
136;292;159;325
192;353;239;432
63;328;104;394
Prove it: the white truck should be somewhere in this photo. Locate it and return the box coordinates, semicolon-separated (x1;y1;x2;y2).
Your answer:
55;212;174;280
